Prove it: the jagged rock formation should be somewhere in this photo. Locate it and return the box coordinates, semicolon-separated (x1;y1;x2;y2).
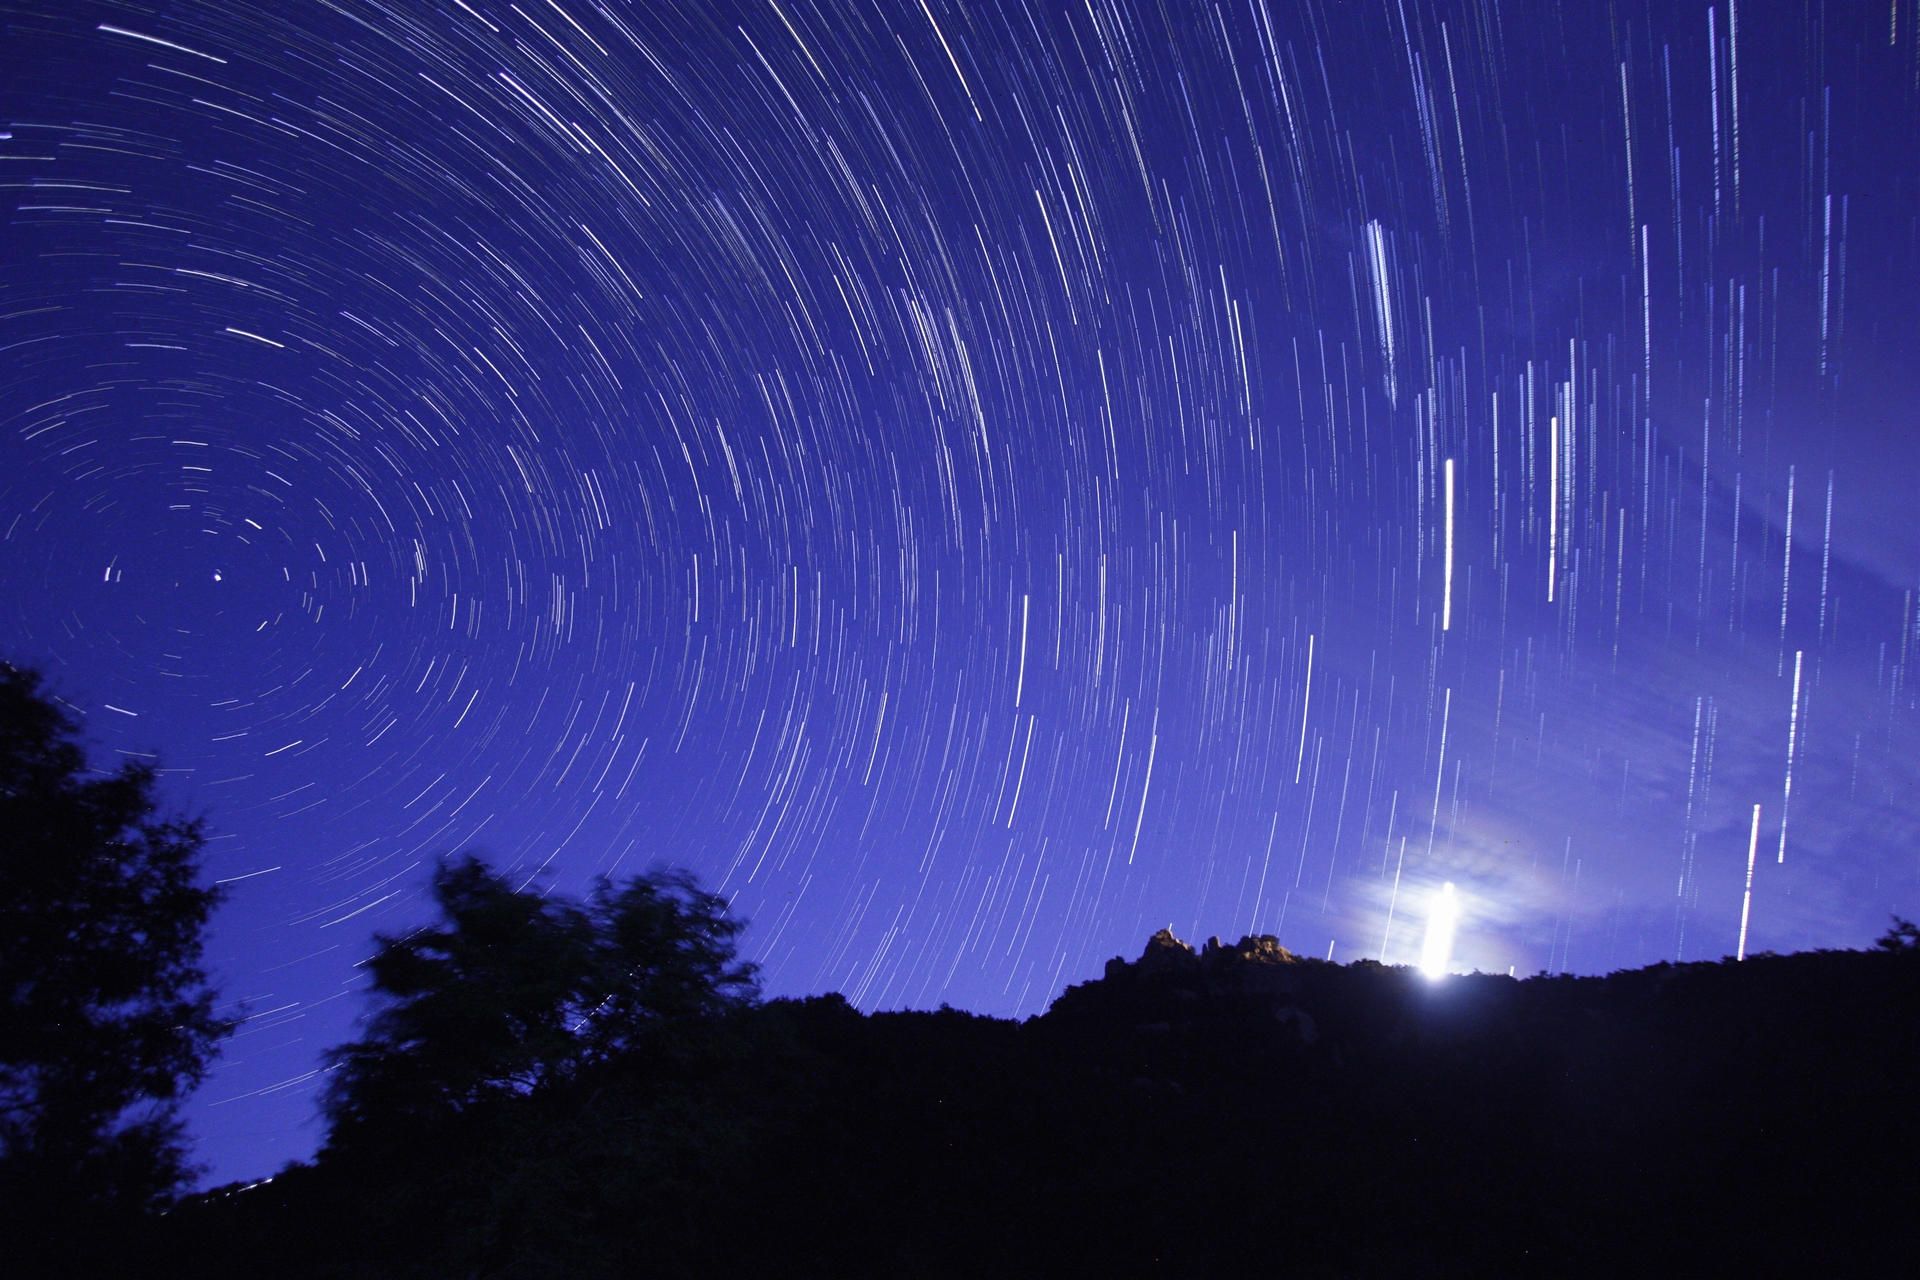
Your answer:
1060;926;1329;1041
1127;926;1298;980
1104;925;1301;984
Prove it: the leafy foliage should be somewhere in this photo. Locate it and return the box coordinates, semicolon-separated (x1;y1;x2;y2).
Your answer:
322;855;759;1144
292;855;775;1276
1876;915;1920;951
0;663;234;1255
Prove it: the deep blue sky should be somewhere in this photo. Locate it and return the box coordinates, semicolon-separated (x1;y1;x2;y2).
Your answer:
4;0;1918;1187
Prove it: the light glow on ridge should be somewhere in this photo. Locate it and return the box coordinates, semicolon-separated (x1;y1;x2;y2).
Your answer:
1419;882;1459;979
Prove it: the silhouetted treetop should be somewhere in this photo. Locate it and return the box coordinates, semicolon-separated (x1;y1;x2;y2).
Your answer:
0;662;233;1256
1878;916;1920;951
322;855;757;1143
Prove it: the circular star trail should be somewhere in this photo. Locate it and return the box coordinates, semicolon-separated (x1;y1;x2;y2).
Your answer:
3;0;1918;1184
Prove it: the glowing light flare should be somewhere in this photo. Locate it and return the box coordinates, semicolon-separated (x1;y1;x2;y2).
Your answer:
1419;882;1460;978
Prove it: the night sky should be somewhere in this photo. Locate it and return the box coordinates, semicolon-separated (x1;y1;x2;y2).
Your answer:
5;0;1919;1187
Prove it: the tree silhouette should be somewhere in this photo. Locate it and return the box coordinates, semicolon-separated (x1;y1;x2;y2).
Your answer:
322;854;759;1143
0;663;235;1257
1877;916;1920;951
311;854;766;1276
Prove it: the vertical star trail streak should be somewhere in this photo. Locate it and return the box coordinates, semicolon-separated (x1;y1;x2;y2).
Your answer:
3;0;1918;1184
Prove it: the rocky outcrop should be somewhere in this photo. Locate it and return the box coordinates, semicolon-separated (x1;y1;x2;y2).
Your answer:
1201;932;1296;967
1124;927;1307;1000
1057;927;1319;1030
1136;926;1202;978
1134;927;1298;979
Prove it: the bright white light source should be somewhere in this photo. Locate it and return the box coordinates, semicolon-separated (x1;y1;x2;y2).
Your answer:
1419;882;1459;979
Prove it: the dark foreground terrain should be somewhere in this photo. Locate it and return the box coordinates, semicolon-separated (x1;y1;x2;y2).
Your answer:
156;930;1918;1278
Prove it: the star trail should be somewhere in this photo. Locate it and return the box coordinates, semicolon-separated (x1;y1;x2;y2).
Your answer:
4;0;1918;1186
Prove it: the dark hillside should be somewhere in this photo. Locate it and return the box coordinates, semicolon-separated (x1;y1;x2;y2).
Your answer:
162;929;1920;1278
